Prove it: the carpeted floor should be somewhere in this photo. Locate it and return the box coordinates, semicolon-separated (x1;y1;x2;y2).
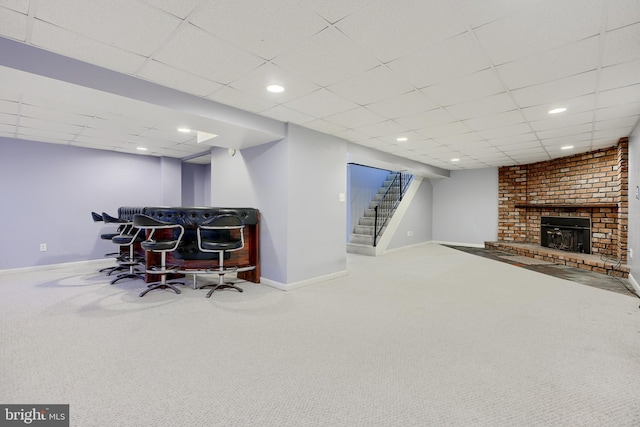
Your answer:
1;243;639;426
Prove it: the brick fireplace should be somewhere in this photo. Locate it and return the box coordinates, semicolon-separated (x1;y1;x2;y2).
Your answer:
486;137;628;276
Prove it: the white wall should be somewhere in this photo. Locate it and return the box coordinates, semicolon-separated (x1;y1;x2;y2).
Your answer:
347;164;390;241
210;124;347;287
387;178;434;249
432;168;499;245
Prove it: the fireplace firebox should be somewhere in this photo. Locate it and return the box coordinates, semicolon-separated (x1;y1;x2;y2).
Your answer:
540;216;591;254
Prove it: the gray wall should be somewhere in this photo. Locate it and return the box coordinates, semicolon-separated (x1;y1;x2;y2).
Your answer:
432;168;499;245
0;137;167;269
182;162;210;207
627;126;640;286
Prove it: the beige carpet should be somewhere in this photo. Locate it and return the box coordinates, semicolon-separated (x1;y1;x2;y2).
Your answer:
1;243;639;426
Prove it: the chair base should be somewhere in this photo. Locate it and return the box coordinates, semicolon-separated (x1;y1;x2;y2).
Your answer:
200;280;243;298
110;272;144;285
139;281;185;297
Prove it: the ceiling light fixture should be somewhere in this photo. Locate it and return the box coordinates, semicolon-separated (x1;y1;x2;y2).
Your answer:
396;137;408;142
136;147;148;151
177;127;191;133
548;107;567;114
267;84;285;93
561;145;574;150
451;158;460;162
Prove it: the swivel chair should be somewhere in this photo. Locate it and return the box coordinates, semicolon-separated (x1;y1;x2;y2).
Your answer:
196;214;245;298
93;212;127;275
104;213;144;285
133;214;185;297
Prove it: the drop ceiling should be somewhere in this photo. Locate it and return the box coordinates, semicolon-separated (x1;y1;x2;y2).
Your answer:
0;0;639;170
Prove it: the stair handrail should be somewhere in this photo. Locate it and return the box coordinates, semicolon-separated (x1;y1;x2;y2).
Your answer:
373;171;413;247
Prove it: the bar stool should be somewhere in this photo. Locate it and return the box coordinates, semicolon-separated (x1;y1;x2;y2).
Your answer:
105;213;144;285
196;214;245;298
133;214;185;297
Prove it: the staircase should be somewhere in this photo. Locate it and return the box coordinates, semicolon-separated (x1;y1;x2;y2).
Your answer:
348;171;409;254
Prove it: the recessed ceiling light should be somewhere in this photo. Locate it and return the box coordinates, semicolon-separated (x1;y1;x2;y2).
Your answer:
561;145;574;150
267;84;284;93
136;147;148;151
451;158;460;162
177;127;191;133
548;107;567;114
396;137;408;142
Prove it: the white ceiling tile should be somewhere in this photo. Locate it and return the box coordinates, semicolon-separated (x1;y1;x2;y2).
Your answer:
302;119;348;135
336;0;466;62
0;6;27;41
457;0;545;29
475;123;533;139
520;94;595;121
540;135;592;147
530;111;594;132
394;108;457;130
352;120;409;139
17;126;75;141
606;0;640;30
595;102;640;121
227;62;320;104
260;104;316;125
31;21;147;75
446;93;518;120
421;69;505;106
486;133;538;146
497;36;600;90
0;1;28;14
463;110;525;131
0;99;18;114
140;0;202;19
511;71;597;108
0;123;16;133
35;0;181;56
433;132;483;146
474;0;603;65
354;138;388;149
535;123;593;139
206;86;276;114
419;121;472;138
595;116;639;130
594;128;633;139
387;33;491;89
0;113;18;125
20;104;94;127
190;0;328;60
366;91;438;119
136;60;222;97
154;24;265;85
599;60;640;92
327;66;414;106
272;27;380;87
602;23;640;66
283;89;358;118
597;83;640;108
19;116;84;134
302;0;375;24
324;107;385;129
334;129;369;142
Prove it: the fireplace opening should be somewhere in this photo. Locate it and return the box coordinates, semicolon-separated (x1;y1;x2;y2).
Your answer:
540;216;591;254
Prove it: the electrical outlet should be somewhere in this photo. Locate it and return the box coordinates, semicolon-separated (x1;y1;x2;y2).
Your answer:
40;243;47;252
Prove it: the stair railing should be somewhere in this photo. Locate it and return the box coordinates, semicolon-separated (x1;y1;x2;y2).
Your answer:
373;171;413;247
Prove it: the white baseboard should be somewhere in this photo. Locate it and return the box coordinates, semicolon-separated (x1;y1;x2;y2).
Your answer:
260;270;349;291
627;273;640;296
0;258;110;275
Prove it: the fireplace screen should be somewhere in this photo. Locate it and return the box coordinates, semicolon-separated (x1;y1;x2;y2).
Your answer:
540;216;591;254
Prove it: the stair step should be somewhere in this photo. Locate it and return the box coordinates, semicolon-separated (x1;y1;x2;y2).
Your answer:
359;217;375;226
350;234;374;245
354;225;374;235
